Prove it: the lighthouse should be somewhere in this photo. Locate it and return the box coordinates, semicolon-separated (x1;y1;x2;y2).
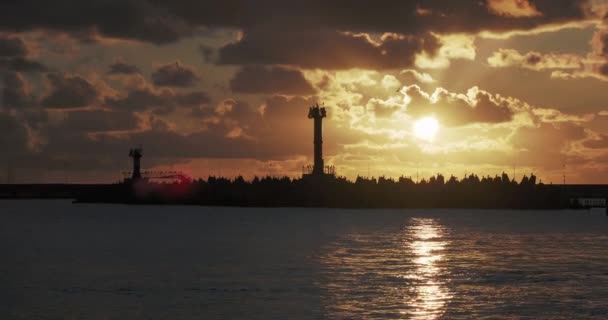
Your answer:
304;104;335;177
129;147;143;180
309;104;326;175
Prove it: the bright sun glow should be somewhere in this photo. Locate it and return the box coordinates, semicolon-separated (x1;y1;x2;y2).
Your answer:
413;117;439;142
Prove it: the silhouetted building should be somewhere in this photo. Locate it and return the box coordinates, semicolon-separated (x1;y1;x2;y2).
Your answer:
129;147;142;180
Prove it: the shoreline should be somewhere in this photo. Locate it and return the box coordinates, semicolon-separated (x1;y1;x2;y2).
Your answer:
2;181;606;211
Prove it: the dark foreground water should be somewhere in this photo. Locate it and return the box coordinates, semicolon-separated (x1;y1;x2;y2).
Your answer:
1;200;608;319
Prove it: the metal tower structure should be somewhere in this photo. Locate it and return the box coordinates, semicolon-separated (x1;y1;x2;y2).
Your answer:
129;147;143;180
303;104;335;177
308;104;326;175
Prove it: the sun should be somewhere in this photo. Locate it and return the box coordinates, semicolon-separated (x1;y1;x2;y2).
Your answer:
413;116;439;142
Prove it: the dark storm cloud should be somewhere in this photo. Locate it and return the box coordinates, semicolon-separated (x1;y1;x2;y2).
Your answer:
0;57;47;72
219;29;440;69
0;112;29;154
0;35;27;57
56;95;314;162
38;95;309;167
0;0;185;45
469;90;515;123
176;91;211;106
105;88;169;111
218;99;260;125
160;0;588;35
0;0;590;72
199;45;215;64
2;72;30;108
41;73;98;108
105;87;210;114
22;109;48;129
40;122;263;163
151;61;200;87
193;0;586;68
59;110;140;132
0;35;47;72
107;61;140;75
190;105;214;118
230;66;315;95
0;1;589;45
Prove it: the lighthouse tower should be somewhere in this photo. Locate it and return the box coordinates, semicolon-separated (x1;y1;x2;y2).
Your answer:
129;147;143;180
303;104;335;178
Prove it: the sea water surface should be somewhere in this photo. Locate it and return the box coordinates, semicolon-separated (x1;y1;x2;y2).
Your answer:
1;200;608;319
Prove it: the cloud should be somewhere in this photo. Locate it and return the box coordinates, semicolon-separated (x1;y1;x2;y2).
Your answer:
400;69;436;84
0;112;30;155
58;109;141;132
0;1;591;78
32;96;322;172
1;72;31;108
206;0;587;69
105;87;210;115
0;0;590;50
151;61;200;87
0;34;46;72
167;1;588;37
0;35;28;57
107;61;140;75
487;0;542;18
598;62;608;76
511;121;587;167
487;26;608;81
176;91;211;106
105;87;169;112
415;34;476;69
41;73;99;108
230;66;315;95
592;28;608;57
366;96;405;118
191;104;215;118
0;1;187;45
0;57;47;72
583;134;608;149
219;29;440;70
402;85;514;126
487;48;584;70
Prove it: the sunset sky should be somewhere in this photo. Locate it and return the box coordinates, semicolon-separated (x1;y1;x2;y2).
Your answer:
1;0;608;183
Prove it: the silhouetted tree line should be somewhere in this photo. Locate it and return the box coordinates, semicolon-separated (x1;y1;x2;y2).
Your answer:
78;172;572;209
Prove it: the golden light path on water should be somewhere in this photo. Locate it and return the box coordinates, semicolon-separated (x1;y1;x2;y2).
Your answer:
320;217;452;319
404;218;452;319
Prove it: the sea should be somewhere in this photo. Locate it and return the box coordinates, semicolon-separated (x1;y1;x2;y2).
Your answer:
1;200;608;319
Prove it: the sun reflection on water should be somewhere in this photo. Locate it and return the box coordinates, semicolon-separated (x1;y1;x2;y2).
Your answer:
404;218;452;319
320;217;452;319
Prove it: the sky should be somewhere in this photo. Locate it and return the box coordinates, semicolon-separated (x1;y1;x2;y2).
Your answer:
1;0;608;184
